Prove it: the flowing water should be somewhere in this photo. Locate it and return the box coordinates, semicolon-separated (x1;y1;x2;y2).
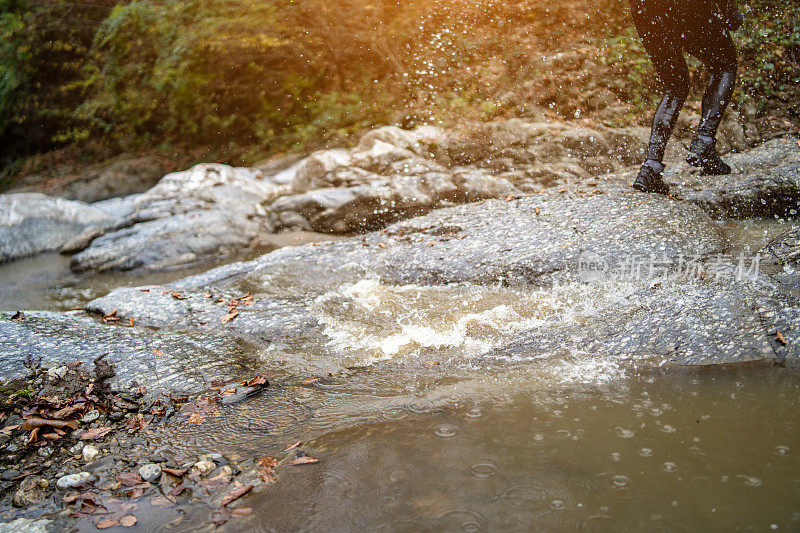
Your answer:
5;220;800;531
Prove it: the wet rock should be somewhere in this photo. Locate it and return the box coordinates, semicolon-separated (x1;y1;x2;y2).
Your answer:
219;384;264;405
0;311;258;396
56;472;95;489
192;460;216;476
82;445;100;462
11;476;50;507
46;365;67;383
679;136;800;219
762;226;800;271
0;193;118;263
139;463;162;482
91;194;141;219
1;469;20;481
81;410;100;423
69;164;283;272
68;442;84;455
0;518;52;532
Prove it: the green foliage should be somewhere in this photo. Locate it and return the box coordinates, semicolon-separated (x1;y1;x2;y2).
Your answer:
1;0;797;166
736;0;800;110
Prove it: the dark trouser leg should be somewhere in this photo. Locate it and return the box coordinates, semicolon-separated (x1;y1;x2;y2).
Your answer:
685;27;738;173
631;7;690;166
647;90;687;163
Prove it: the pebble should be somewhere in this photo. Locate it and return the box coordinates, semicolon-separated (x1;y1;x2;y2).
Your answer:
69;442;85;455
1;469;20;481
82;445;100;462
203;453;228;465
46;366;68;382
56;472;96;489
81;410;100;423
139;463;162;483
192;460;216;476
36;447;53;458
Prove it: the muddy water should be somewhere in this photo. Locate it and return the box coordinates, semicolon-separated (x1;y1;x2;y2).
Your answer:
6;219;800;531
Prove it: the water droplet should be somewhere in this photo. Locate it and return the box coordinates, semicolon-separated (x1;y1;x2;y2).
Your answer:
434;424;459;438
550;499;566;510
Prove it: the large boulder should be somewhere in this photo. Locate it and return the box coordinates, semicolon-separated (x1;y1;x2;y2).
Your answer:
0;193;119;263
80;190;798;368
69;164;283;272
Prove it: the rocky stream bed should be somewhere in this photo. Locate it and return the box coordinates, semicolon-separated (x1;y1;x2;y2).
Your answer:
0;122;798;531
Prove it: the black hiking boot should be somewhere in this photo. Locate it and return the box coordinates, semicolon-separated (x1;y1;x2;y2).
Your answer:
632;160;669;195
686;134;732;175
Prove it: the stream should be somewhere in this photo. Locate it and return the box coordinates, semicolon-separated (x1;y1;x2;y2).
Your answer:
3;219;799;531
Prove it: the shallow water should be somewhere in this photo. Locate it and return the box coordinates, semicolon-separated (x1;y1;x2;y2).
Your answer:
6;219;800;531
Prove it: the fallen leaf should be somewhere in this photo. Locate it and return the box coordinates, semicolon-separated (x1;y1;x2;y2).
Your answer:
534;206;540;215
301;376;320;385
136;385;147;396
22;416;79;431
376;242;387;249
258;456;278;468
162;467;187;478
101;309;119;323
168;291;188;300
125;482;151;499
10;311;25;321
221;484;253;506
116;472;144;487
221;308;239;324
257;467;276;484
150;495;173;506
152;349;164;357
199;472;231;491
128;318;134;327
422;360;439;369
776;331;788;345
139;288;150;292
286;456;319;466
242;375;268;387
231;507;253;517
119;515;137;527
95;519;119;529
204;291;213;298
80;427;113;440
283;441;302;453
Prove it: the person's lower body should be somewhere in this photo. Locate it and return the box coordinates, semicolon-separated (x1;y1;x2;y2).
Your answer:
629;2;738;193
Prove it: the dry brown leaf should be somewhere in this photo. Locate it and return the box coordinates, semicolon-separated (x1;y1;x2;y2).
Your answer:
119;515;137;527
421;361;439;369
80;427;113;440
257;467;276;484
22;416;79;431
221;308;239;324
10;311;25;321
242;375;267;387
199;472;231;491
776;330;788;345
116;472;144;487
152;349;164;357
534;206;540;215
220;483;253;506
139;288;150;292
287;456;319;466
162;467;188;477
150;495;173;507
283;441;302;453
376;242;387;249
301;376;320;385
258;456;278;468
95;519;119;529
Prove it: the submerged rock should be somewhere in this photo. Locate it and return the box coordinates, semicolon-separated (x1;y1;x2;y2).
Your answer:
0;193;118;263
0;311;259;396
